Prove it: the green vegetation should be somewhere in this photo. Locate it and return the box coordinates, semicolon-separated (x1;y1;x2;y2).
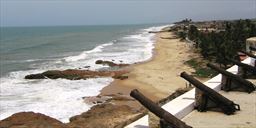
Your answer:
173;19;256;77
187;19;256;67
185;58;217;78
177;31;186;40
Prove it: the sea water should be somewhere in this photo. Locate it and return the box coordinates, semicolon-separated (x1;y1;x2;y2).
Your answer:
0;24;169;122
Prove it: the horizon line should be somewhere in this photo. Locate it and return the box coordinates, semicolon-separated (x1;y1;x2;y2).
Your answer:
0;22;172;28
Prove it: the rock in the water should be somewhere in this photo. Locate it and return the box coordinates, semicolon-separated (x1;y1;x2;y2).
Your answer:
25;70;81;80
25;73;45;79
0;112;66;128
95;60;104;64
112;75;128;80
25;69;129;80
95;60;129;67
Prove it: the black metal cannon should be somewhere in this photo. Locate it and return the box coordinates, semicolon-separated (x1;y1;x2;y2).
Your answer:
240;50;256;59
249;46;256;51
180;72;240;115
207;63;256;93
239;50;256;67
130;89;192;128
226;58;256;78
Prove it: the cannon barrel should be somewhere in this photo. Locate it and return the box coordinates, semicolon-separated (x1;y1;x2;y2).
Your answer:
207;63;255;93
130;89;192;128
249;46;256;51
240;50;256;59
180;72;240;114
180;72;235;105
226;58;256;72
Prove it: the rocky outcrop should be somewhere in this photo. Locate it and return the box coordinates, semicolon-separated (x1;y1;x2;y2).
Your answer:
25;69;129;80
67;103;144;128
95;60;129;67
0;112;67;128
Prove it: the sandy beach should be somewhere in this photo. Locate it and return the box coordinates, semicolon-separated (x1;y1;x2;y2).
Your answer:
101;31;196;105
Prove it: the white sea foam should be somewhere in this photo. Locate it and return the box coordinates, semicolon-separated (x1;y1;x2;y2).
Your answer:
0;73;113;122
0;24;172;123
119;24;171;63
63;24;171;65
64;42;114;62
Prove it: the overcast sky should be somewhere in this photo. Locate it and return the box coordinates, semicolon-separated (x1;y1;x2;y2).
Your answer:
0;0;255;27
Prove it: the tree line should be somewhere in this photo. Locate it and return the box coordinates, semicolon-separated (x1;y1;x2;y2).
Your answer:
187;19;256;67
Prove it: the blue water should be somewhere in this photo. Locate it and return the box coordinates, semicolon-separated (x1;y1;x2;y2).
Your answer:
0;25;159;76
0;24;169;122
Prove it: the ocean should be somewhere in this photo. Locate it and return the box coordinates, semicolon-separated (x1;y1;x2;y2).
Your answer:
0;24;169;122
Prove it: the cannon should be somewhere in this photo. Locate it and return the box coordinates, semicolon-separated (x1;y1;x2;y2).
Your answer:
226;58;256;78
240;50;256;67
249;46;256;51
180;72;240;115
240;50;256;59
130;89;192;128
207;63;256;93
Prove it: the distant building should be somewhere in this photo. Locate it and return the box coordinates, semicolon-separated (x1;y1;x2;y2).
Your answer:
196;21;225;33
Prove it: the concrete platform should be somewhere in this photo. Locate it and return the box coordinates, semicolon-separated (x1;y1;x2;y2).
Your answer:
182;89;256;128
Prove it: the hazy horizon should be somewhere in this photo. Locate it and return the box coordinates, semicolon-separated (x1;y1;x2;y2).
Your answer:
1;0;256;27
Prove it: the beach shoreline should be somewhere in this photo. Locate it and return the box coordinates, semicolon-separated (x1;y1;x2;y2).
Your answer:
100;30;197;107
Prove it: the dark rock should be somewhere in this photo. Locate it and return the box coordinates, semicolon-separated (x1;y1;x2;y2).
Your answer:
95;60;103;64
95;60;129;67
25;69;129;80
25;74;45;79
112;75;128;80
84;66;90;68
